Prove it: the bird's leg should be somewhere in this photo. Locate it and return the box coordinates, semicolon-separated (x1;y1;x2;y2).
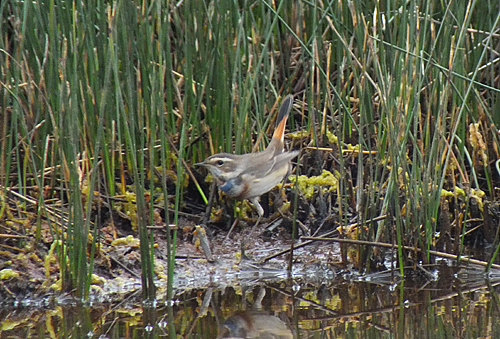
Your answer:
247;198;264;239
229;198;264;250
241;213;262;258
224;216;240;242
247;215;262;241
225;196;263;242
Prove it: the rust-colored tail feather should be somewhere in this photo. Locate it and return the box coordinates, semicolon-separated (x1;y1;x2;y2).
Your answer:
272;94;294;143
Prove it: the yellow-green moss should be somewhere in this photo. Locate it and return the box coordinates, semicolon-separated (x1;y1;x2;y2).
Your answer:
289;170;339;199
111;235;140;247
0;268;19;280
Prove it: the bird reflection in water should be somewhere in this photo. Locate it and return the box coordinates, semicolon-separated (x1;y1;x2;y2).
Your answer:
217;311;293;339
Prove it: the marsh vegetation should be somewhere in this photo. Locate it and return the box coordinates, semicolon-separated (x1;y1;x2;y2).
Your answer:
1;0;500;337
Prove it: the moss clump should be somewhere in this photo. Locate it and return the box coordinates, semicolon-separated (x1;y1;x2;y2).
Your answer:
289;170;339;199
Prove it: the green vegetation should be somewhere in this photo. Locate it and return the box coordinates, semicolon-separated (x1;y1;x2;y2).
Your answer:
1;0;500;306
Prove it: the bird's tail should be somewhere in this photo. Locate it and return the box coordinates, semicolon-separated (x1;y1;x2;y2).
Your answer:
272;94;294;143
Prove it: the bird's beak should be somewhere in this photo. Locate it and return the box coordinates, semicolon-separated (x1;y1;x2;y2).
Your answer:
194;161;206;167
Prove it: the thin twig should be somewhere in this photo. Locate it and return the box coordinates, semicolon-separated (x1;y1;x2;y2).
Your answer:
261;215;387;262
301;236;500;270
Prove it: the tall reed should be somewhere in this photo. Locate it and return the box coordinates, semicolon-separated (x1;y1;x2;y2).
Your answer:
1;0;500;306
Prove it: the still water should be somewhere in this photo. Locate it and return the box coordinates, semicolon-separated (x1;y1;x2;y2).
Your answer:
2;262;500;338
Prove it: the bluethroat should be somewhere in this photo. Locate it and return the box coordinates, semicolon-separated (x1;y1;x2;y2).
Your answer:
218;311;292;338
195;95;299;235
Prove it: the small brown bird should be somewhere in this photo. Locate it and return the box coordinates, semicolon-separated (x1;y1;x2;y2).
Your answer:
196;95;298;236
217;311;293;339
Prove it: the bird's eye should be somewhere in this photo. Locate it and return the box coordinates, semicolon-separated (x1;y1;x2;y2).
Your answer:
217;160;224;166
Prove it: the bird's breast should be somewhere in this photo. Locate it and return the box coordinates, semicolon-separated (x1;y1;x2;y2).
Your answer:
218;176;249;199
